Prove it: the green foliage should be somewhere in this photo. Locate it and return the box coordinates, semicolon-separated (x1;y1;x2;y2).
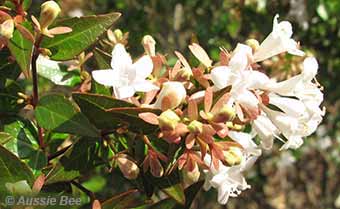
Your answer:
35;94;100;137
41;13;121;60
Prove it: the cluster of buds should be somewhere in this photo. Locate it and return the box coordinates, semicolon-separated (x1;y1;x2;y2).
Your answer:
92;14;324;205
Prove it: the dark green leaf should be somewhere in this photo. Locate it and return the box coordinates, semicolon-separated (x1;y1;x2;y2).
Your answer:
35;94;100;137
0;145;34;199
8;21;33;72
72;93;135;130
42;13;121;60
94;48;112;69
105;107;161;134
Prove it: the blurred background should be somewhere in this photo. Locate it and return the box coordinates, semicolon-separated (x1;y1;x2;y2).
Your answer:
33;0;340;208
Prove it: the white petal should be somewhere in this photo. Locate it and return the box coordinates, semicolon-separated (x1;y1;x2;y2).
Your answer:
132;55;154;79
269;94;306;117
114;86;135;99
302;57;318;81
252;114;277;149
133;80;159;92
111;43;132;70
217;185;230;205
229;44;252;72
92;69;120;86
211;66;233;89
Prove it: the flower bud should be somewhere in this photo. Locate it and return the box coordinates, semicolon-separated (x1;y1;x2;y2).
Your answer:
0;19;14;39
245;39;260;52
224;147;243;166
142;35;156;56
183;164;200;186
116;156;140;180
188;120;203;134
153;81;186;110
226;122;244;131
158;109;180;131
212;105;236;123
39;1;61;33
5;180;32;195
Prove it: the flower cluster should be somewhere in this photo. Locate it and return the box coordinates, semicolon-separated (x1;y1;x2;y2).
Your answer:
92;14;324;205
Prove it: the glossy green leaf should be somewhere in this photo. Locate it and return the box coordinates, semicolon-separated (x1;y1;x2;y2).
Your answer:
42;13;121;60
0;145;34;199
0;132;15;145
35;94;100;137
0;117;47;172
45;164;80;185
72;93;135;130
8;21;33;72
106;107;161;134
37;56;81;87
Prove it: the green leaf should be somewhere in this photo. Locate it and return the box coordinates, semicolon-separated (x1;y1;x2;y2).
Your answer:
0;145;34;199
22;0;32;10
35;94;100;137
149;181;204;209
106;107;161;134
72;93;135;130
8;21;33;72
45;164;80;185
162;184;185;205
0;132;15;145
42;13;121;60
0;50;21;88
37;56;81;87
94;48;112;69
102;189;148;209
0;80;25;113
0;117;47;172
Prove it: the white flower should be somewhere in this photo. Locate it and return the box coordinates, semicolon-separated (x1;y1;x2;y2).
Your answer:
252;113;278;150
203;131;260;205
203;155;250;205
153;81;186;110
253;14;305;62
92;43;159;99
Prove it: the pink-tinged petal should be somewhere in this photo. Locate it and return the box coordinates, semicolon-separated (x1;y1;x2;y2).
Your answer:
48;26;72;35
138;112;159;125
204;87;213;113
202;124;216;136
150;159;163;177
92;200;101;209
133;55;154;79
176;123;189;135
111;44;132;70
188;99;198;120
175;51;191;70
92;69;118;86
177;154;187;170
189;43;212;68
143;89;158;105
186;134;196;149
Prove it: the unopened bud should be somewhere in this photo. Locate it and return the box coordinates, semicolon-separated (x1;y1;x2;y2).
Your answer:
182;164;200;186
17;92;28;100
39;1;61;34
81;71;90;80
153;81;187;110
212;105;235;123
246;39;260;52
40;48;52;56
17;98;25;104
224;147;243;166
142;35;156;56
158;109;180;131
188;120;203;134
0;19;14;39
116;156;140;180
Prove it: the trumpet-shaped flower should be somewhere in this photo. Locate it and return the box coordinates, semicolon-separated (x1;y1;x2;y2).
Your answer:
203;131;260;205
253;14;305;62
92;44;159;99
